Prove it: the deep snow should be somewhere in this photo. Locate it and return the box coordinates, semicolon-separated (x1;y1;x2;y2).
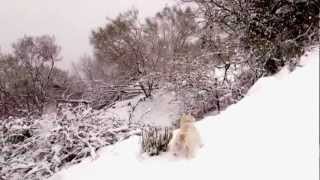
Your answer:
50;47;319;180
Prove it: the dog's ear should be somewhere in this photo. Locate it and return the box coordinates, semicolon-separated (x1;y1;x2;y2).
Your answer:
180;114;186;125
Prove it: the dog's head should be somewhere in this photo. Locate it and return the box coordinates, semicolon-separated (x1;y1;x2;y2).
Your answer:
180;114;195;126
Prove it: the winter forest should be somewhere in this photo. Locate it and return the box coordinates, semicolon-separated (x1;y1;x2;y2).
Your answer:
0;0;319;179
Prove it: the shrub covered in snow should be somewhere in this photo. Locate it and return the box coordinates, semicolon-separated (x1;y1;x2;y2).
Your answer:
141;126;173;156
0;103;140;180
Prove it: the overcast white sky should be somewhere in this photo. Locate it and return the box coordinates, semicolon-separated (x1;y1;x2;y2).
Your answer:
0;0;174;70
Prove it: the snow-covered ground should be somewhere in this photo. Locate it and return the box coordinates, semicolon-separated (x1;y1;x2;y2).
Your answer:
49;47;319;180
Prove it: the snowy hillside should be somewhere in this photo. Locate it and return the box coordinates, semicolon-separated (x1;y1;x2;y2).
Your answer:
49;48;319;180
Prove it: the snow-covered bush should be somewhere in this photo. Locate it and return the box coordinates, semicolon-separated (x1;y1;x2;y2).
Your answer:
0;103;140;180
141;126;173;156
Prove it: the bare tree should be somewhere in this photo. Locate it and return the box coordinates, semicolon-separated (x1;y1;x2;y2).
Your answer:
0;35;66;117
183;0;319;75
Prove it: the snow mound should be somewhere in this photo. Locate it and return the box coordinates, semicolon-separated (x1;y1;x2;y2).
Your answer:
131;90;182;127
49;48;319;180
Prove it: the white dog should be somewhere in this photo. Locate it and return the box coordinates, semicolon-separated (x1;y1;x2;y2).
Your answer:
169;114;203;159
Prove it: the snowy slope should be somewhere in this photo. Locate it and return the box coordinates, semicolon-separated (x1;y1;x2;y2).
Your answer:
49;48;319;180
